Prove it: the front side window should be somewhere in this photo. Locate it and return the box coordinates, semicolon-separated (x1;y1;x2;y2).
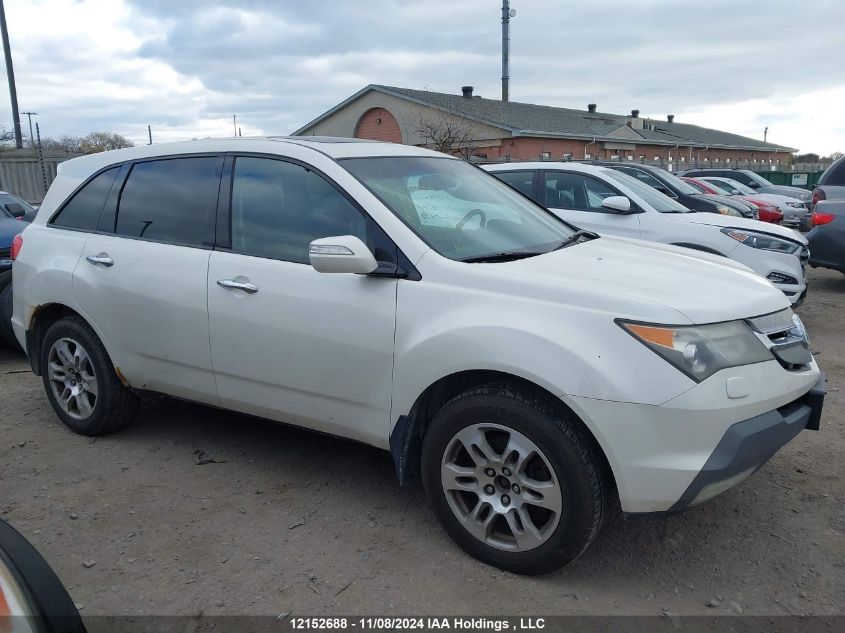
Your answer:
494;171;535;198
341;156;574;262
115;157;221;246
230;157;366;264
51;167;119;230
543;171;620;211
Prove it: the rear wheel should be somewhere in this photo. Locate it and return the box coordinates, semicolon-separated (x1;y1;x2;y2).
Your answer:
421;384;611;575
41;316;139;435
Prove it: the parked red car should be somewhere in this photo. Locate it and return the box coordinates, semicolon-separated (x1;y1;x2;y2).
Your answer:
682;177;783;224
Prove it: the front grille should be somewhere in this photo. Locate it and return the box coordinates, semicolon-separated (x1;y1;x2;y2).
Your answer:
747;308;811;371
748;308;795;336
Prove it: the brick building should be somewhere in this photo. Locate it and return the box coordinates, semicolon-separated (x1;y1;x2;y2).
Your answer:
294;84;795;168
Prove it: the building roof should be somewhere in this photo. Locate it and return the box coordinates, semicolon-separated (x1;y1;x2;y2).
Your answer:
295;84;796;153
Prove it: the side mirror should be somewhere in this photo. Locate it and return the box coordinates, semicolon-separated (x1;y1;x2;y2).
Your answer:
731;190;741;196
601;196;632;213
309;235;378;274
0;520;86;631
747;181;760;189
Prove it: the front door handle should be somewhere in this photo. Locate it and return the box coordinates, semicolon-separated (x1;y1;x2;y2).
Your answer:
86;254;114;267
217;279;259;294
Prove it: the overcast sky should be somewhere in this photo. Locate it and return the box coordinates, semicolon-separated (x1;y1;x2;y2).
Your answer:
2;0;843;154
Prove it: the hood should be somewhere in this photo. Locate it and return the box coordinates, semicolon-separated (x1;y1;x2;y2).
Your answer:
0;218;23;246
763;185;811;201
750;192;808;206
702;194;753;212
671;212;808;245
488;236;790;324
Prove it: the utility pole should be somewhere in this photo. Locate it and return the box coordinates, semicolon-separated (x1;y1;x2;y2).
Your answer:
35;121;47;194
501;0;515;102
22;110;36;150
0;0;23;148
148;124;152;145
233;114;237;136
764;126;768;143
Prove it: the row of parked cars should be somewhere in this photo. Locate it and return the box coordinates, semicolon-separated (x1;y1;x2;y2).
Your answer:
485;162;811;304
0;137;826;575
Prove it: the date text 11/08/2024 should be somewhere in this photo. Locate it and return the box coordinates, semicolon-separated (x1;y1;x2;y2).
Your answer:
289;617;547;630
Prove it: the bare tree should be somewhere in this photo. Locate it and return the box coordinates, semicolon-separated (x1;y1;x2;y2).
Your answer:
414;111;480;159
79;132;134;153
829;151;844;161
0;126;17;146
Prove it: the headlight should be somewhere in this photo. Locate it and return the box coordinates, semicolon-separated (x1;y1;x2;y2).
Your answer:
716;204;741;217
618;320;772;382
786;201;804;208
720;228;801;254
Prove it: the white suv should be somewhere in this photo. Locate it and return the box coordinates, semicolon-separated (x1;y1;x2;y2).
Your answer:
485;163;810;305
11;138;824;574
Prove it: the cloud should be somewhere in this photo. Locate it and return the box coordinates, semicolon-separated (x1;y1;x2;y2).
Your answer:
0;0;842;153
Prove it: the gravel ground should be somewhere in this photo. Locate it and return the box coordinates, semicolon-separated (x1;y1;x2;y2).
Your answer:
1;268;843;618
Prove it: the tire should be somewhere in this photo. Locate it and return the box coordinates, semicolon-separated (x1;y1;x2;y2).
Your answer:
40;316;139;435
0;273;22;352
421;383;611;575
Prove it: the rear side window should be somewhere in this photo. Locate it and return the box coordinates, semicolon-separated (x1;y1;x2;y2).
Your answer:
115;157;221;246
51;167;119;230
494;171;535;199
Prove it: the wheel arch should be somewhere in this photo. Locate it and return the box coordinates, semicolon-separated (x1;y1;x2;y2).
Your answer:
25;303;125;386
389;369;617;498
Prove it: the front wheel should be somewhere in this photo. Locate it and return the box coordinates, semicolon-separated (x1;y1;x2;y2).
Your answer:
41;316;139;435
421;384;611;575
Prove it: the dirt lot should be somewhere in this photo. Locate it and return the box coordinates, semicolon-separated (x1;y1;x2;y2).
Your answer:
1;268;843;618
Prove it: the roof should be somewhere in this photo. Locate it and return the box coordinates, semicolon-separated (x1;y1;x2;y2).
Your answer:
53;136;449;179
295;84;796;153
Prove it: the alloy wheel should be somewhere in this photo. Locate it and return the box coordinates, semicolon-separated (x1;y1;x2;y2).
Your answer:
47;337;98;420
440;423;562;552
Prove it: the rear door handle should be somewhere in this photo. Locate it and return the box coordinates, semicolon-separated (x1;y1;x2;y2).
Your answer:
86;254;114;267
217;279;259;294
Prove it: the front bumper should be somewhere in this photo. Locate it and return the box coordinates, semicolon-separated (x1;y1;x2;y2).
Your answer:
668;371;825;512
568;360;822;513
727;245;806;305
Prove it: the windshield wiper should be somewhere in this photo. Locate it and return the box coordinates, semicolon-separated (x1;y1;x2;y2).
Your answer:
553;229;600;250
461;251;544;263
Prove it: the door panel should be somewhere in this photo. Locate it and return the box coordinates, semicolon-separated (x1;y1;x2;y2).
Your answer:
73;235;217;403
206;155;398;448
207;252;397;447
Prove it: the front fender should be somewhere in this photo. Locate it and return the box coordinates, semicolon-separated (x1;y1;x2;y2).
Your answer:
392;282;695;432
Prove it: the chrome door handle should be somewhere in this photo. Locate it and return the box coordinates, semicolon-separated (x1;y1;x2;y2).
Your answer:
86;254;114;267
217;279;259;294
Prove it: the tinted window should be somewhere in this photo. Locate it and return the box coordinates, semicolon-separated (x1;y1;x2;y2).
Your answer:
544;171;620;211
51;167;119;230
116;157;220;246
819;158;845;186
495;171;535;198
231;157;366;264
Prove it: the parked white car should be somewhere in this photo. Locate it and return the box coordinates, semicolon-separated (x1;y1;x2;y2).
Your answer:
485;162;810;305
11;138;824;574
698;176;810;228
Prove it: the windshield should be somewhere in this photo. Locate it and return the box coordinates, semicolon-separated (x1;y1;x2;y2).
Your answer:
657;169;702;195
602;169;694;213
721;178;755;195
684;180;707;193
340;157;575;262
